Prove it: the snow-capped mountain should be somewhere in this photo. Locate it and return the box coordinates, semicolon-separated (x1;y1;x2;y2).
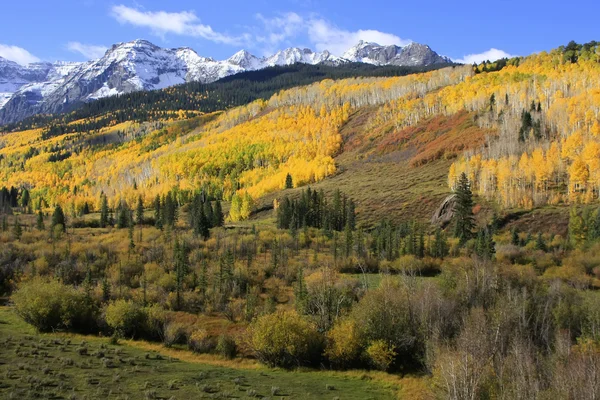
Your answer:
343;41;451;66
0;39;451;125
0;58;81;109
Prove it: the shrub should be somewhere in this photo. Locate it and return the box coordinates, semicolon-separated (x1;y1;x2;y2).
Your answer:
163;321;188;347
249;310;323;368
104;299;145;338
216;335;237;359
12;277;97;332
366;340;396;371
143;304;166;340
188;329;215;353
325;318;365;368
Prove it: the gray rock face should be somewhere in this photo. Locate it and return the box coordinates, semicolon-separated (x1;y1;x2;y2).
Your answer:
431;194;457;227
390;43;451;66
343;41;451;66
0;39;452;125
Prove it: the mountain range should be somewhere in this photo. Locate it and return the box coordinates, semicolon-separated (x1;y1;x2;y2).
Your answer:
0;39;451;125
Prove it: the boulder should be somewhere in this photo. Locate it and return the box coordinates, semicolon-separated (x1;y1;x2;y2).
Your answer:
431;194;457;227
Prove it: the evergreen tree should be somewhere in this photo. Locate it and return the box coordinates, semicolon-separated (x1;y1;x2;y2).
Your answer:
197;206;210;240
432;227;449;258
21;189;30;212
453;173;475;245
203;201;214;229
128;219;135;253
213;200;224;227
489;93;496;112
344;223;353;258
116;201;131;229
153;195;162;230
100;193;109;228
136;195;144;225
475;227;496;260
294;267;308;314
285;173;293;189
13;217;22;240
568;207;586;249
163;192;178;227
36;209;45;230
101;277;111;303
51;205;66;232
174;239;189;310
1;215;7;232
511;227;520;246
535;232;547;252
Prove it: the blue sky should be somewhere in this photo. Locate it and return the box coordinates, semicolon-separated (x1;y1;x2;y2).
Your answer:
1;0;598;65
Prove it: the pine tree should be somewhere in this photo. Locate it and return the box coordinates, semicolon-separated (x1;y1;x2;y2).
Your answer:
13;217;22;240
213;200;224;227
116;201;130;229
174;239;189;310
21;189;30;212
203;201;214;229
51;205;66;232
475;227;495;260
136;195;144;225
453;173;475;245
432;227;449;258
511;227;520;246
535;232;547;252
285;173;293;189
344;223;353;258
100;193;109;228
101;277;111;303
294;267;308;314
197;206;210;240
128;219;135;253
568;207;586;249
36;209;45;230
153;195;163;230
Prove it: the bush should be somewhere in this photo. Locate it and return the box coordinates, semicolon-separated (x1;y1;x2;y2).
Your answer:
216;335;237;359
163;321;189;347
249;310;323;368
143;304;166;341
13;278;97;332
188;329;215;353
366;340;396;371
104;299;145;338
325;318;364;368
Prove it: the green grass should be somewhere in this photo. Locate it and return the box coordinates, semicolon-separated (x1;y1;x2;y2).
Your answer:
0;307;398;399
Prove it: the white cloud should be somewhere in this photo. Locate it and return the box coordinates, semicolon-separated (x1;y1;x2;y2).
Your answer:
67;42;108;59
254;14;408;56
307;19;410;56
455;48;515;64
110;5;248;46
109;6;409;56
254;12;305;53
0;44;40;65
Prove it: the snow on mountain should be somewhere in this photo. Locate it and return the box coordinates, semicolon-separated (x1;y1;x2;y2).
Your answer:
343;40;451;66
0;39;451;125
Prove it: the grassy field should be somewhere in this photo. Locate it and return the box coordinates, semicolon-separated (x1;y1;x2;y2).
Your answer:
0;307;410;400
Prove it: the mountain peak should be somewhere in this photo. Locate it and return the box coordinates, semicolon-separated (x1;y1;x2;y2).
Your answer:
227;50;261;69
0;38;451;125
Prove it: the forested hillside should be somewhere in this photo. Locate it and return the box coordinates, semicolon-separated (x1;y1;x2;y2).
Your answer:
1;62;447;134
4;41;600;400
0;65;471;215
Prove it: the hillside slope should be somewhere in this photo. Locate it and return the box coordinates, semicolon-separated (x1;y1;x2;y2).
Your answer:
2;41;600;233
